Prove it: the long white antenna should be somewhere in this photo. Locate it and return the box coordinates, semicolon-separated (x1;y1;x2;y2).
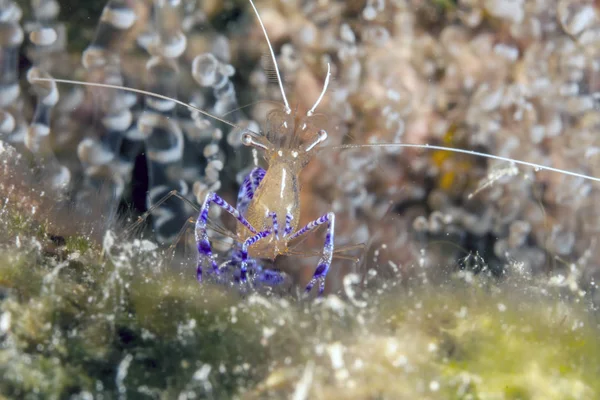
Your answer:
307;63;331;117
32;77;259;135
333;143;600;183
248;0;291;114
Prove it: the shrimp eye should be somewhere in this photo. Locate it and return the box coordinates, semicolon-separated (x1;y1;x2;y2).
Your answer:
241;132;253;146
241;131;271;151
303;129;328;152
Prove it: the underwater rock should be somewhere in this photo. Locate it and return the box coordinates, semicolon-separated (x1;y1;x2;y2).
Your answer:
1;207;599;398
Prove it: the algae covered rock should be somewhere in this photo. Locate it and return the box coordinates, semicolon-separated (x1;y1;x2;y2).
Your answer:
0;138;599;397
1;201;599;399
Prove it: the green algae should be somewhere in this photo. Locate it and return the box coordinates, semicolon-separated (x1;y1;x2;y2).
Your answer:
64;236;93;256
407;286;600;400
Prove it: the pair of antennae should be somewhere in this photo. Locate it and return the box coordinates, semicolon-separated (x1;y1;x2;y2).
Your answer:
33;76;600;183
248;0;331;117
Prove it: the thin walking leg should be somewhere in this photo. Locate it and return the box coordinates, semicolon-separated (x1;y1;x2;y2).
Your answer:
269;212;279;239
237;229;272;282
283;213;294;236
236;167;266;215
289;212;335;295
195;192;258;281
163;216;195;264
225;246;286;286
125;189;198;236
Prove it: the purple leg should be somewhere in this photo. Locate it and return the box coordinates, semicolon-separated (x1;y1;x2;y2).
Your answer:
238;229;272;282
284;214;294;236
269;212;279;239
226;249;285;286
195;192;258;281
289;212;335;295
256;269;286;286
237;167;266;215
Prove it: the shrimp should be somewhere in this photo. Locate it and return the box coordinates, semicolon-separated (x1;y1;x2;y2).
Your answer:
31;0;600;296
194;0;337;294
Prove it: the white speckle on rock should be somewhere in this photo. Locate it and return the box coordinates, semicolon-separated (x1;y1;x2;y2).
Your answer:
392;355;408;368
139;240;158;252
193;364;212;381
230;306;237;324
0;311;11;333
77;391;94;400
323;295;347;316
116;354;133;397
292;361;314;400
456;306;468;318
247;294;275;309
353;358;364;370
385;338;399;357
429;380;440;392
327;342;345;370
103;230;116;254
262;326;276;342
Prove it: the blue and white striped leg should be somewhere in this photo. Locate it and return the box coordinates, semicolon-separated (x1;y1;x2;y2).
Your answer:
289;212;335;295
236;167;266;215
195;192;258;282
238;230;272;282
226;248;283;286
284;214;294;236
255;269;286;286
269;212;279;239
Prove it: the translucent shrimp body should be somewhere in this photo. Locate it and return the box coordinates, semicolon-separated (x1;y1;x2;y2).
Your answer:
192;0;336;294
239;110;328;259
194;105;332;293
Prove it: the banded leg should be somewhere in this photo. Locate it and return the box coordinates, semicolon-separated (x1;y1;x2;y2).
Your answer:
195;192;258;281
224;249;254;282
289;212;336;295
269;212;279;239
125;189;198;237
255;268;286;286
236;167;266;215
284;214;294;236
226;247;286;286
238;230;272;282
